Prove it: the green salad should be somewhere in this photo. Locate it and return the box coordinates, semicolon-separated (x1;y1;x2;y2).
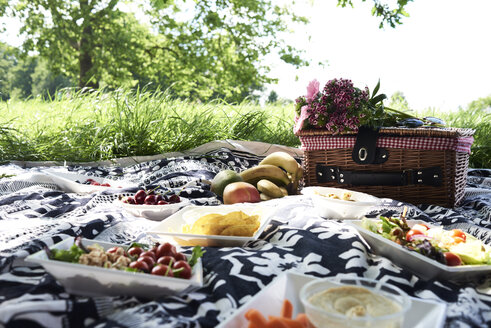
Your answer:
362;216;491;266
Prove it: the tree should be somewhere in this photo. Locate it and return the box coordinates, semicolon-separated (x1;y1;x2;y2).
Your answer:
337;0;412;28
388;91;410;111
267;90;279;104
2;0;413;101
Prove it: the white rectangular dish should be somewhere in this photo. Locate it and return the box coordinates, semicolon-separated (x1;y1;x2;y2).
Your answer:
348;219;491;283
216;271;447;328
147;204;273;247
301;186;381;220
25;237;203;298
43;168;131;194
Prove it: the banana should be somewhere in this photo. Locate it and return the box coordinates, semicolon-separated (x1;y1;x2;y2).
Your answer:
259;152;300;178
279;186;288;197
260;192;273;201
257;179;284;198
240;164;290;187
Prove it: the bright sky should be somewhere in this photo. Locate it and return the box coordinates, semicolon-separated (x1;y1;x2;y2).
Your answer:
267;0;491;112
2;1;490;112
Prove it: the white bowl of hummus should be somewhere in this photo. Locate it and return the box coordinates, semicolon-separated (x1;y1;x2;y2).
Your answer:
300;276;411;328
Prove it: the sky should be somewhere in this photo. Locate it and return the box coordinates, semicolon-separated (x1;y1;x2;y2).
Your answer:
2;1;490;112
266;0;491;112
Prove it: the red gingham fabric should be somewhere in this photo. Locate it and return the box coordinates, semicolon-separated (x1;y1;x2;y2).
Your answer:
300;136;474;153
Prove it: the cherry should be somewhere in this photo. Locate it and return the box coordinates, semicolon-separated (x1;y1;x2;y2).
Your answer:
168;194;180;203
129;260;149;273
127;246;143;257
151;265;174;277
157;255;175;266
139;250;156;260
157;200;169;205
173;260;192;279
144;194;157;205
123;196;136;204
134;190;147;204
138;255;155;268
156;243;176;258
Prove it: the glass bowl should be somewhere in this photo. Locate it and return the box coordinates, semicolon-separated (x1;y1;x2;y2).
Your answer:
299;276;411;328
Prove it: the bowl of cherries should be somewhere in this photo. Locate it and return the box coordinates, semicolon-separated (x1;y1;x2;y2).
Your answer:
119;188;192;221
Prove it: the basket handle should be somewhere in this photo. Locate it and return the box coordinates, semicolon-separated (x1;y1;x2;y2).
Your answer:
316;165;442;186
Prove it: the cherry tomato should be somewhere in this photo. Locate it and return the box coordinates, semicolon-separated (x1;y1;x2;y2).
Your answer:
173;260;192;279
151;265;174;277
129;260;149;273
449;229;466;244
127;246;144;257
157;256;175;266
138;255;155;268
406;223;430;241
156;243;176;258
106;246;121;254
444;252;463;266
140;250;156;261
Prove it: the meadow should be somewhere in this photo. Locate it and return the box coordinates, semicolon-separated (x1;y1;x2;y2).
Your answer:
1;88;489;168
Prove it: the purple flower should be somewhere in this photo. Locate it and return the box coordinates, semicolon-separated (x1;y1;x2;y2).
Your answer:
294;78;370;133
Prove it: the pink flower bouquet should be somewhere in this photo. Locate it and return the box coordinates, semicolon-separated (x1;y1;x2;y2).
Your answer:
294;78;372;134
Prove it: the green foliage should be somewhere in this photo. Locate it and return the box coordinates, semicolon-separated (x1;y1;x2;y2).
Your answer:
4;0;310;102
338;0;412;28
418;97;491;169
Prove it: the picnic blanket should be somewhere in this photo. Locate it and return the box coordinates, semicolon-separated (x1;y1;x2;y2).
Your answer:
0;140;490;328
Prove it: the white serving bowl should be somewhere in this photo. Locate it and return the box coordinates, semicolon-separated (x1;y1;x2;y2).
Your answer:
120;197;191;221
300;276;411;328
301;186;381;220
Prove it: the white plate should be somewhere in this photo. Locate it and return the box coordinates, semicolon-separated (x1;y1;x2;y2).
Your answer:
348;219;491;283
43;168;132;194
147;204;273;247
301;186;381;220
216;271;447;328
25;237;203;298
120;197;192;221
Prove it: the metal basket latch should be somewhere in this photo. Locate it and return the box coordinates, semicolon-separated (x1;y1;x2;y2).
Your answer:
352;125;389;165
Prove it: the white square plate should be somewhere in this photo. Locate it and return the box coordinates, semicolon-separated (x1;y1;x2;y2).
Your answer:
25;237;203;298
147;204;274;247
348;219;491;283
119;197;192;221
216;271;447;328
301;186;381;220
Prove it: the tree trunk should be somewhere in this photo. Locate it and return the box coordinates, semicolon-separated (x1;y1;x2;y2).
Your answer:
79;24;98;89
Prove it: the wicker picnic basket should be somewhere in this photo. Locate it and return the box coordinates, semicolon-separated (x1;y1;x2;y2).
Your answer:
296;126;475;207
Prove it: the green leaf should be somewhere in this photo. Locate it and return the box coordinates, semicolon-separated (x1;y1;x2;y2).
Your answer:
188;246;205;267
372;79;381;98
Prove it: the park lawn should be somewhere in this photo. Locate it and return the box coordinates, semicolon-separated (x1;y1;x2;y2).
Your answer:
1;88;489;168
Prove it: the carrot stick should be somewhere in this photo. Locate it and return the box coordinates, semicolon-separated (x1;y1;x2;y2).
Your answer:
245;309;268;328
280;299;293;319
294;313;311;327
267;316;303;328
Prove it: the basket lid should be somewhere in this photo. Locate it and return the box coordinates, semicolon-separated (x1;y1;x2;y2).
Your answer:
295;127;475;138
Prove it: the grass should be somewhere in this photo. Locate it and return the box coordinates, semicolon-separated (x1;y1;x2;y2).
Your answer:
0;88;489;168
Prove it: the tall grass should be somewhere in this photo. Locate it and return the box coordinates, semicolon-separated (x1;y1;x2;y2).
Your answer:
0;88;298;162
0;88;489;168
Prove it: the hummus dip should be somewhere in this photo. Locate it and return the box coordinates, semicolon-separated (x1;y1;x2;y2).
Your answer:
308;286;401;318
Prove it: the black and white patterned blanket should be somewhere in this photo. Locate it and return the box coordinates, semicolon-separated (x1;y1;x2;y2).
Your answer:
0;141;490;328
